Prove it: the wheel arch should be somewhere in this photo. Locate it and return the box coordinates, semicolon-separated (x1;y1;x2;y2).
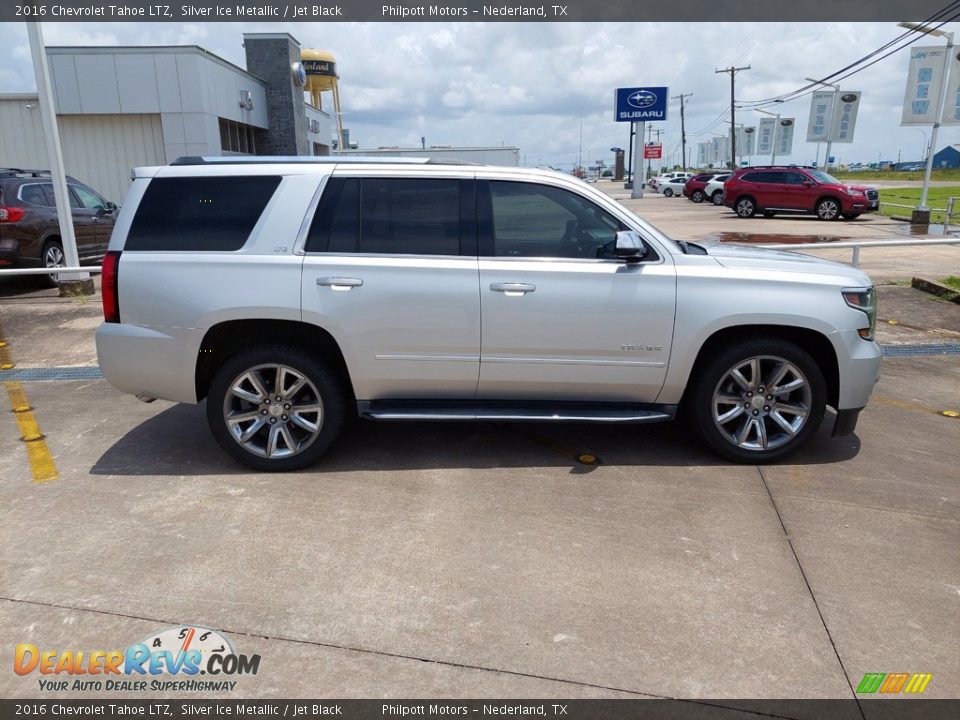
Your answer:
680;324;839;410
195;319;354;403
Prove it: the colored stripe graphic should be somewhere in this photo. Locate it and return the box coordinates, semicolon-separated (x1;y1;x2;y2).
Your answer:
879;672;910;693
904;673;933;694
856;673;885;694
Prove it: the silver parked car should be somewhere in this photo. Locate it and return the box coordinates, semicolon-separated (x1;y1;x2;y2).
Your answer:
96;157;881;470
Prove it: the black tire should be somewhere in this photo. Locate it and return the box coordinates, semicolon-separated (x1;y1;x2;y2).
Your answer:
735;196;756;218
816;198;841;221
663;188;674;197
711;191;724;206
691;190;705;203
688;338;827;463
206;344;347;471
762;210;776;218
41;239;65;288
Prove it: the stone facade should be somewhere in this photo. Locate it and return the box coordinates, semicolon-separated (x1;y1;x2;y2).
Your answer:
243;33;310;156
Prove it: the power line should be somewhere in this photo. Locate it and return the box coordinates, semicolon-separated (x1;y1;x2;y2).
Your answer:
715;65;750;169
672;93;693;170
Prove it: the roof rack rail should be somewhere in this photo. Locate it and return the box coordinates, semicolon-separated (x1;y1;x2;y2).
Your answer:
170;155;480;167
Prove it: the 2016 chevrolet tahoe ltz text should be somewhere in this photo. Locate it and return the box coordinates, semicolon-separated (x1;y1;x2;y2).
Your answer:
94;157;881;470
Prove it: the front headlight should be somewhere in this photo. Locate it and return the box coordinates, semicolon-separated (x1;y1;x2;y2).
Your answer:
842;287;876;340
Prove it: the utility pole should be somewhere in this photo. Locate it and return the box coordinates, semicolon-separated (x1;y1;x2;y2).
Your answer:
672;92;693;171
715;65;750;169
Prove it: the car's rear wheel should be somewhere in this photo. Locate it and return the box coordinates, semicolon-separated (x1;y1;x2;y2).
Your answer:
206;345;347;471
712;191;724;206
816;198;841;220
691;190;705;203
689;339;826;463
663;188;674;197
42;240;66;287
735;197;756;218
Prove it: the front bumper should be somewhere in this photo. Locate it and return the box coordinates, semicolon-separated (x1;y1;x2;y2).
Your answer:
835;329;882;410
832;407;863;436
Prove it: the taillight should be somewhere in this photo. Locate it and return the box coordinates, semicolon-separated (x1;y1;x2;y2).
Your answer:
102;250;121;323
0;207;25;222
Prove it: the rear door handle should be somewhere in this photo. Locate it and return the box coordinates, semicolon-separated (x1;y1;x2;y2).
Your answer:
490;282;536;296
317;277;363;291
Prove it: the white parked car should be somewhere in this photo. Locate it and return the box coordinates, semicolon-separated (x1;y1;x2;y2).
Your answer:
704;174;731;206
96;156;881;470
657;177;688;197
649;171;694;189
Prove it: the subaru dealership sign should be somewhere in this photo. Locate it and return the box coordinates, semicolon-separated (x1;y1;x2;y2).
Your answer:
615;87;668;122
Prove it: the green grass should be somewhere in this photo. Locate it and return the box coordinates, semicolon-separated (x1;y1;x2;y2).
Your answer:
834;168;960;182
876;186;960;223
942;276;960;291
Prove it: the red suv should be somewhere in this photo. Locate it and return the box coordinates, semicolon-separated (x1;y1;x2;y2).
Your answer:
722;166;878;220
683;173;716;203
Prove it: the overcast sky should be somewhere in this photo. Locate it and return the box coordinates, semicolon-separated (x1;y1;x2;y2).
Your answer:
0;21;955;169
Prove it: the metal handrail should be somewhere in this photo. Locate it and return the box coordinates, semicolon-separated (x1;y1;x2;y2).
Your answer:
0;267;101;276
760;237;960;267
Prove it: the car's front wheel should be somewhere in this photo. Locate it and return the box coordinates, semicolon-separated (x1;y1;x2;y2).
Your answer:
712;191;724;206
816;198;841;220
735;197;756;217
691;190;705;203
206;345;347;471
689;339;826;463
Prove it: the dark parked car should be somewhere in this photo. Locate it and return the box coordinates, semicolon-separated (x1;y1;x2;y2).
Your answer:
683;173;716;203
723;166;879;220
0;169;117;284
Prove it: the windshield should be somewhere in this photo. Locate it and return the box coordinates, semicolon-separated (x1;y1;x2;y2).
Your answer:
809;170;842;185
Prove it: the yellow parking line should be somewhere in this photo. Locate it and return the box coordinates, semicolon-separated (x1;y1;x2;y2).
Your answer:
4;381;58;483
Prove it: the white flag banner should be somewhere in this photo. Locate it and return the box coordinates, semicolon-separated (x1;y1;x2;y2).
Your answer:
737;126;756;156
939;50;960;124
832;91;860;143
697;142;708;166
776;119;795;156
902;45;947;125
807;91;835;141
757;117;776;154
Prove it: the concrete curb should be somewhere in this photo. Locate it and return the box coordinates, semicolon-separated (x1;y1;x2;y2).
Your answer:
911;276;960;305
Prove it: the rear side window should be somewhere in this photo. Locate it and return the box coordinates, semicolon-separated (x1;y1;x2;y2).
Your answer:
306;177;463;256
126;176;280;251
19;184;47;206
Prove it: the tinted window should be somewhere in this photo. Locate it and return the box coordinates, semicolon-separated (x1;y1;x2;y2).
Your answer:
71;185;106;210
19;184;47;206
785;172;809;185
742;172;784;184
126;176;280;251
307;178;461;255
489;181;626;259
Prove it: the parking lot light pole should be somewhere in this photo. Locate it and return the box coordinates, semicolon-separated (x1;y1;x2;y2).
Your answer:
806;77;840;171
898;21;954;220
26;22;92;296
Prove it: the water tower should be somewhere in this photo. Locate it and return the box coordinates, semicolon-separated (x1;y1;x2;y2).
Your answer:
301;49;345;150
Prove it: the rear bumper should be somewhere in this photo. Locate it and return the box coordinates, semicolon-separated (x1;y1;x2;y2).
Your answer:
95;322;201;404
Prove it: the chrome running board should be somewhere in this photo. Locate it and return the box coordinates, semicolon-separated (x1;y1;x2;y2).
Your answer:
358;401;676;424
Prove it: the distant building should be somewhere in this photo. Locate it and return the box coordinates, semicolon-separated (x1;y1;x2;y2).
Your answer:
0;33;333;202
336;146;520;166
932;145;960;169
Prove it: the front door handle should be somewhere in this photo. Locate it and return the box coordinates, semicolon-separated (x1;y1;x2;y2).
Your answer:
317;277;363;291
490;282;536;296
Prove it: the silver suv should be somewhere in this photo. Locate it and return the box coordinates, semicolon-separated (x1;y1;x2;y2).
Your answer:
95;157;881;470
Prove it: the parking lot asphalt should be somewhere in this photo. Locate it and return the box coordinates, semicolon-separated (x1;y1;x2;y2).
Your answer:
1;266;958;708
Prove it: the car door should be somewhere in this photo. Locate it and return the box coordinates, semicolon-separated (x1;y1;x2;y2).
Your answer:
476;179;676;402
300;173;481;401
781;171;813;211
69;184;114;259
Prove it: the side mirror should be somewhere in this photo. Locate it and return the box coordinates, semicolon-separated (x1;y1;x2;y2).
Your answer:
104;201;118;213
802;180;814;187
614;231;647;262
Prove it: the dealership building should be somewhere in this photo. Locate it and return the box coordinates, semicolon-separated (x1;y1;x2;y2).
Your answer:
0;33;336;203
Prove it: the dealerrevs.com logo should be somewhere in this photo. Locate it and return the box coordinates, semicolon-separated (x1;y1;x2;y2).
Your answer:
14;626;261;692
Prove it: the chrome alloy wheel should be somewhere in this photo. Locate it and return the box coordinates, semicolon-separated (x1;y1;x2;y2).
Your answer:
712;356;812;452
222;363;324;459
817;198;840;220
44;244;66;282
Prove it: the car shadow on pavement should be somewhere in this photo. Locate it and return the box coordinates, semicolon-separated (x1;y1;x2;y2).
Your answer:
90;401;861;476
